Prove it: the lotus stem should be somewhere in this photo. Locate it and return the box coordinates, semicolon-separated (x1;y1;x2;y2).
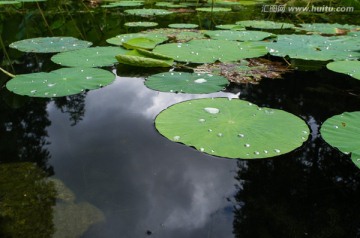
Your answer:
0;67;15;78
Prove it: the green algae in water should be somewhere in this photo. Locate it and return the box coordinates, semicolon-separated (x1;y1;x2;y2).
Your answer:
0;163;56;238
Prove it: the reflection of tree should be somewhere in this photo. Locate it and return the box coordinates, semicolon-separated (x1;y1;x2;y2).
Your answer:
233;138;360;238
0;93;52;173
53;93;87;126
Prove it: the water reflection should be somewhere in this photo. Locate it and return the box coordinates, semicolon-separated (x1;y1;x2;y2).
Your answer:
47;75;238;237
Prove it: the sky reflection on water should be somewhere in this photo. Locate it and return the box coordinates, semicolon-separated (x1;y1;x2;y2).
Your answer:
47;74;238;237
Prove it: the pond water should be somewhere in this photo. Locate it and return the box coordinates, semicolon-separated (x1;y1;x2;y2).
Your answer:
1;1;360;238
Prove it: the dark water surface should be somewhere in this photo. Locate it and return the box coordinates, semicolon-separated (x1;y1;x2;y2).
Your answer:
1;2;360;238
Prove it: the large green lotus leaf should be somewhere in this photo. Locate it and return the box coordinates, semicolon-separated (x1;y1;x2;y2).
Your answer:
257;34;360;61
9;37;92;53
155;98;309;159
196;7;231;12
6;68;115;97
0;1;20;5
51;46;128;67
236;20;295;30
101;1;143;7
320;112;360;169
215;24;245;30
122;37;163;50
153;39;268;63
326;61;360;80
204;30;275;41
156;2;184;7
145;28;206;42
124;21;158;27
298;23;360;35
106;33;168;46
145;72;228;93
125;8;173;16
168;24;198;29
116;49;173;67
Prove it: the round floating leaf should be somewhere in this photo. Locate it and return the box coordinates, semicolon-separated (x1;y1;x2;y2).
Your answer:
153;39;268;63
326;61;360;80
155;98;309;159
156;2;184;7
236;20;295;30
6;68;115;97
257;34;360;61
0;1;20;5
320;112;360;169
124;21;158;27
122;37;163;50
102;1;143;7
51;46;129;67
204;30;275;41
215;24;245;30
116;49;173;67
106;33;168;46
9;37;92;53
145;28;206;42
125;8;173;16
168;23;198;29
297;23;360;35
145;72;228;93
196;7;232;12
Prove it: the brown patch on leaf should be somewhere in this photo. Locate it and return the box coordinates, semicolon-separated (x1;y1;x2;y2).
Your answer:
194;58;291;84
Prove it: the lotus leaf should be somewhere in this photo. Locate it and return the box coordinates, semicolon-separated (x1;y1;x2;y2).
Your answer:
6;68;115;97
297;23;360;35
196;7;232;12
320;112;360;169
9;37;92;53
125;8;173;16
124;21;158;27
204;30;275;41
0;1;20;4
145;72;228;93
156;2;184;7
153;39;268;63
257;34;360;61
155;98;309;159
106;33;168;46
168;24;199;29
116;49;174;67
145;28;206;42
326;61;360;80
122;37;163;50
236;20;295;30
51;46;128;67
215;24;245;30
236;1;261;5
102;1;143;7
